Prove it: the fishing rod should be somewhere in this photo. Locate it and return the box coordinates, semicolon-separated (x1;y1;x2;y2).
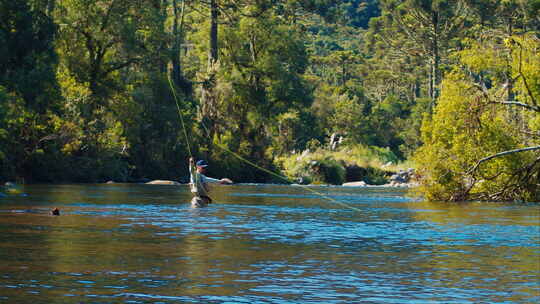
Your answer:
167;76;361;212
168;75;192;158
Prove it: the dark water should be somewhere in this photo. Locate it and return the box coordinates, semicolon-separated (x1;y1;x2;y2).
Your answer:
0;184;539;303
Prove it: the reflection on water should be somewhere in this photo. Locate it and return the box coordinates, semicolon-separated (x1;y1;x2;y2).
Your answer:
0;184;539;303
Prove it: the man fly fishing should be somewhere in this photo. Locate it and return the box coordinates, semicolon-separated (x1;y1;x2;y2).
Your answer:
189;157;233;208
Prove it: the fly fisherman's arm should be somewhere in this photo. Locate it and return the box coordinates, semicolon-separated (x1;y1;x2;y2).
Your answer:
204;176;233;185
220;178;233;184
190;157;233;185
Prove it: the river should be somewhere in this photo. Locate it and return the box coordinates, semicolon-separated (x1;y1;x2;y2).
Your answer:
1;184;539;303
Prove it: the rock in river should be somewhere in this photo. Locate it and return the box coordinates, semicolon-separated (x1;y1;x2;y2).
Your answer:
146;180;181;185
342;181;367;187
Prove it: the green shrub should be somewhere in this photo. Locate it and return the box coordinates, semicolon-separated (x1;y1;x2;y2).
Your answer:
276;144;399;185
310;157;346;185
345;165;389;185
277;153;345;185
414;35;540;201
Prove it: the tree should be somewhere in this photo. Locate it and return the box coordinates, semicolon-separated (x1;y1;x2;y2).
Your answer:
54;0;167;148
170;0;192;93
466;0;540;32
0;0;58;113
368;0;471;101
55;0;158;101
190;7;314;181
414;34;540;201
343;0;381;28
0;0;60;181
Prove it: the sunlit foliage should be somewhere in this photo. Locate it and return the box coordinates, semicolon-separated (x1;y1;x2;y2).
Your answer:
1;0;538;202
414;34;540;201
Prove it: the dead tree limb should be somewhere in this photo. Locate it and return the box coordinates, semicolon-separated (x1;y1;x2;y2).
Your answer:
471;83;540;112
467;145;540;175
496;101;540;112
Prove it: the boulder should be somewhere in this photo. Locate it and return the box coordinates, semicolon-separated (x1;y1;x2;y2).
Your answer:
390;168;416;184
381;161;393;168
385;168;418;187
146;180;181;185
296;149;310;161
390;173;407;183
342;181;367;187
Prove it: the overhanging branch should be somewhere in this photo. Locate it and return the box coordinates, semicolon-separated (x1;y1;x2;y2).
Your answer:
467;145;540;175
471;83;540;112
496;101;540;112
103;58;141;75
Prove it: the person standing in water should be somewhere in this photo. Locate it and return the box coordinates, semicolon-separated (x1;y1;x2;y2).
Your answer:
189;157;233;207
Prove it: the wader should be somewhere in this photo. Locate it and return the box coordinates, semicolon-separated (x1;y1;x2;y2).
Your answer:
191;195;212;208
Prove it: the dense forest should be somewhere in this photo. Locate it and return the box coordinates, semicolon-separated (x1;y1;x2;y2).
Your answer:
1;0;539;201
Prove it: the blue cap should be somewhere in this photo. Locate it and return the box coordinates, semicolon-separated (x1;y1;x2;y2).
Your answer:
196;160;208;167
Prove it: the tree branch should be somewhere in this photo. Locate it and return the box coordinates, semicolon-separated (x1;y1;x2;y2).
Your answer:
471;82;540;112
101;0;117;32
493;101;540;112
103;57;141;75
80;30;95;61
516;43;538;107
467;145;540;175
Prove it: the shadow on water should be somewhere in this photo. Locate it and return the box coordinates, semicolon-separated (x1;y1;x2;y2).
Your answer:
0;183;539;303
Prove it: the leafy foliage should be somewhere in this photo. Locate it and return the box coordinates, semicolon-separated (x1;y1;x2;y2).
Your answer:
277;144;398;185
0;0;537;203
414;34;540;201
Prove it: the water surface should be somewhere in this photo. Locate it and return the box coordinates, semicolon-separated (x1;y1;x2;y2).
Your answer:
1;184;539;303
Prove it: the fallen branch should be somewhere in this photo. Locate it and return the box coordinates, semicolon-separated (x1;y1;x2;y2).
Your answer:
479;156;540;201
467;145;540;174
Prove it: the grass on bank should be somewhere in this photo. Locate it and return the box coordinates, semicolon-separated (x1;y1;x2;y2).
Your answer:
275;144;414;185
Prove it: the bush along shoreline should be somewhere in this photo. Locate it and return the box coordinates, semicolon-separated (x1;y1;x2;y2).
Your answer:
275;145;417;187
2;143;418;188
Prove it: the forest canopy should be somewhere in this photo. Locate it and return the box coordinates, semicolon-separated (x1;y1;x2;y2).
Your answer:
1;0;539;201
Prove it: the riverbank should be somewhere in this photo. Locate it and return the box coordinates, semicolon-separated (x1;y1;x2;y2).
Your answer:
1;145;417;189
276;145;416;186
133;178;418;188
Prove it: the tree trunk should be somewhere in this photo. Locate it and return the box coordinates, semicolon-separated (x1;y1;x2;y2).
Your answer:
200;0;220;148
505;18;517;123
172;0;182;87
46;0;55;16
209;0;219;66
433;49;440;98
428;68;434;104
431;11;441;101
